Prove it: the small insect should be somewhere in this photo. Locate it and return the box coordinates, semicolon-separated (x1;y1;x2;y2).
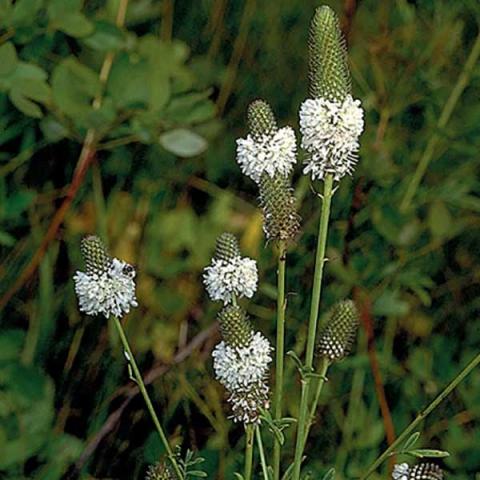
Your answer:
122;263;136;279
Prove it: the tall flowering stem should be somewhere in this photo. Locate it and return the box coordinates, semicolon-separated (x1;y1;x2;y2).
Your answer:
74;236;182;478
273;240;287;479
292;174;334;480
112;318;183;479
240;99;300;480
244;424;255;480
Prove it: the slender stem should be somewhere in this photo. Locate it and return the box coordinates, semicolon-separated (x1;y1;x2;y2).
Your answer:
400;32;480;212
292;174;334;480
112;316;183;479
256;425;270;480
273;240;287;480
360;350;480;480
244;425;255;480
303;358;330;447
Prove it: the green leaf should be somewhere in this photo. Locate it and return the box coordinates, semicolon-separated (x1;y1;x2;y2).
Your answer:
11;0;42;28
138;36;171;111
53;11;94;38
82;20;125;51
51;57;101;125
401;431;420;450
159;129;208;158
46;0;92;37
0;42;18;77
407;449;450;458
9;88;42;117
107;53;150;108
321;468;335;480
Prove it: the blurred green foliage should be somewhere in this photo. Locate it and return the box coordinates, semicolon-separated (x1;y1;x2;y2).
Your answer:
0;0;480;479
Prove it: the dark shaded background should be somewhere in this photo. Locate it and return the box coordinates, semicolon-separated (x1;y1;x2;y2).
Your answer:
0;0;479;478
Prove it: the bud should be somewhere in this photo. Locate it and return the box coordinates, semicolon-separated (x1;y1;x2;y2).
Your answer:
80;235;111;274
259;174;300;243
316;300;359;361
214;232;241;262
308;5;351;101
218;305;253;348
247;99;277;139
409;463;443;480
145;461;177;480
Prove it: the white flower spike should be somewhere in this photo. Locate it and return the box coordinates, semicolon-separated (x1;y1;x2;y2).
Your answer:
236;126;297;184
74;236;138;319
299;95;364;181
203;256;258;304
212;331;272;424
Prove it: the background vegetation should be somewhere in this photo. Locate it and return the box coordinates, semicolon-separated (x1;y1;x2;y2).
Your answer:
1;0;479;478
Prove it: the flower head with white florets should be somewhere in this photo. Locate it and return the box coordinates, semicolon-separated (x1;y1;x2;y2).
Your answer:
236;126;297;184
73;236;138;319
203;233;258;305
300;95;364;181
300;5;365;182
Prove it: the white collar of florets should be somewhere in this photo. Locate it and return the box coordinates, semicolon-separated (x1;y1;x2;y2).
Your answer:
212;331;272;392
74;258;138;319
236;126;297;183
299;95;364;181
203;255;258;304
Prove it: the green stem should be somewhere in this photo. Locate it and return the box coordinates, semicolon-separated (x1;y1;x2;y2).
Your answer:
303;358;330;447
244;424;255;480
360;350;480;480
112;316;183;479
273;240;287;480
292;174;334;480
400;32;480;212
256;425;270;480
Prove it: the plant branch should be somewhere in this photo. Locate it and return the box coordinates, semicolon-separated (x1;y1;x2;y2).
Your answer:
256;426;270;480
360;350;480;480
273;240;287;480
112;315;183;479
244;424;255;480
400;31;480;212
292;174;334;480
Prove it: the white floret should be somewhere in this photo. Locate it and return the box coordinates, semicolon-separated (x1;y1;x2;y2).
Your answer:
236;126;297;183
212;332;272;391
203;256;258;304
74;258;138;318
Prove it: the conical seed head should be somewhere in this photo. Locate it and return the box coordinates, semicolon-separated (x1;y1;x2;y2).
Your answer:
259;174;301;243
218;305;253;348
80;235;111;275
247;99;278;139
317;299;359;361
308;6;351;101
409;464;444;480
215;233;241;261
145;461;177;480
